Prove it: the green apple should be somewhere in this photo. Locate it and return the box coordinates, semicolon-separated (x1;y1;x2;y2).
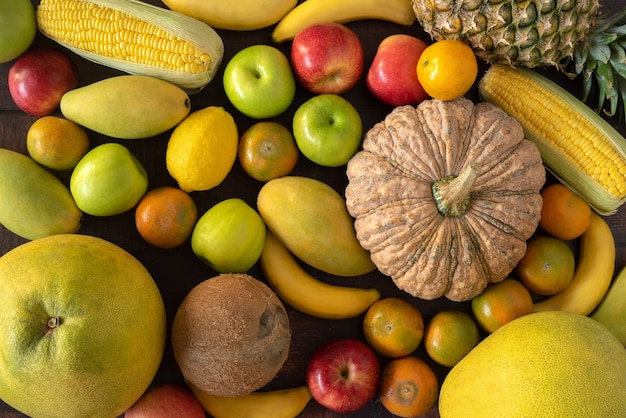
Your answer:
223;45;296;119
70;143;148;216
191;198;266;273
292;94;363;167
0;0;37;63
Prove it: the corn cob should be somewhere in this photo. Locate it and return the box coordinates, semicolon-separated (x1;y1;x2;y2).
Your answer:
36;0;224;92
479;64;626;215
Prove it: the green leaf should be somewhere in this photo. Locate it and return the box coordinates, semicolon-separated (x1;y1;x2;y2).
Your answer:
590;44;612;63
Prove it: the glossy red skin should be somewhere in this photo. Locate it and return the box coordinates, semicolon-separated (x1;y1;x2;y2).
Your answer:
306;338;380;413
291;22;364;95
8;47;78;116
124;384;206;418
366;34;429;106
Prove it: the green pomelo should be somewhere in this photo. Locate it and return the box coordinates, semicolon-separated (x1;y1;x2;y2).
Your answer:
0;234;167;418
439;311;626;417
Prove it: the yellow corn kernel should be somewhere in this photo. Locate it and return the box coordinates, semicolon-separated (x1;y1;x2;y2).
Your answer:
36;0;213;75
479;64;626;214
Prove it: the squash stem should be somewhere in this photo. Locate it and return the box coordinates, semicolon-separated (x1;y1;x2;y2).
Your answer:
432;164;481;217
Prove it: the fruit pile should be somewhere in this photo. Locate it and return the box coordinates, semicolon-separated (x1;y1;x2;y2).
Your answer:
0;0;626;417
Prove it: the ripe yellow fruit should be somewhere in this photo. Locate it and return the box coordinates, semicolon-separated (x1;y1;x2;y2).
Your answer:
439;311;626;417
166;106;238;192
0;234;167;418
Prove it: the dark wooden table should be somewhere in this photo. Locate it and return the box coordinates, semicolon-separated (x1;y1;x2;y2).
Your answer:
1;1;626;417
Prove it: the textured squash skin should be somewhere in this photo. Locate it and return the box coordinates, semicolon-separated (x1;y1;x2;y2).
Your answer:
345;98;545;302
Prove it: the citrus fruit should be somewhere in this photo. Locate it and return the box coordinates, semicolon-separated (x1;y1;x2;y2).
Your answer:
26;115;89;171
539;183;592;240
417;39;478;100
0;234;166;418
166;106;238;192
439;311;626;417
471;278;533;333
135;186;198;249
363;297;424;358
191;198;266;273
238;121;299;182
424;310;480;367
379;355;439;418
515;235;576;295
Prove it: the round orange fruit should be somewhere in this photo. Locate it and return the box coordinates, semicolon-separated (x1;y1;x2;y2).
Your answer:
424;310;480;367
363;297;424;358
539;183;591;240
471;278;533;333
26;115;89;171
515;235;576;295
135;186;198;249
238;121;298;182
379;355;439;417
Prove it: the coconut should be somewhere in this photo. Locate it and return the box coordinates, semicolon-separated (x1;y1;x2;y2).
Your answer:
171;273;291;397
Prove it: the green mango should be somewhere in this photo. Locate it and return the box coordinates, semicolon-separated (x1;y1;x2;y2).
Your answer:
0;148;81;240
592;266;626;346
60;75;191;139
257;176;375;277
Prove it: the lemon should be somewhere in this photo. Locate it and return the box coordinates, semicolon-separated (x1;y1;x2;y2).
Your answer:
166;106;238;192
439;311;626;417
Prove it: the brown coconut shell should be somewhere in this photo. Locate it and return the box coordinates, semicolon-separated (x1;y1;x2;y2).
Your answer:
171;273;291;397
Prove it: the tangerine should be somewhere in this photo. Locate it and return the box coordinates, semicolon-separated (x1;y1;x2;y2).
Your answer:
135;186;198;249
26;116;89;171
379;355;439;417
515;235;575;295
424;310;480;367
471;278;533;333
539;183;591;240
363;297;424;358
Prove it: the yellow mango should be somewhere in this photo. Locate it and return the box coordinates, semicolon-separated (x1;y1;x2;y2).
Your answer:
257;176;375;277
0;148;81;240
60;75;191;139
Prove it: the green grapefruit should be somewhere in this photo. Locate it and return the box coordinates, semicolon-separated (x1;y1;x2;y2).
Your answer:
0;234;167;418
439;311;626;417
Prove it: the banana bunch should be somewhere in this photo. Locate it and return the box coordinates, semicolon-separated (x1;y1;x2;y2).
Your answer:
533;212;615;316
161;0;297;31
189;382;311;418
260;231;381;319
272;0;416;43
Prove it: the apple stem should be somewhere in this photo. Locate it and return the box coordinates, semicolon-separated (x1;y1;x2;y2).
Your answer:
47;316;60;333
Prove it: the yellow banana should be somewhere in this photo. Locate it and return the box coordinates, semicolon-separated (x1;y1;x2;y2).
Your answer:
533;212;615;316
260;231;381;319
189;382;312;418
162;0;297;31
272;0;416;43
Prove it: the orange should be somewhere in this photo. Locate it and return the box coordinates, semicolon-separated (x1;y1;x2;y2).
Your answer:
539;183;591;240
135;186;198;249
416;39;478;101
238;121;298;182
471;278;533;334
363;297;424;358
515;235;575;295
424;310;480;367
26;115;89;171
379;355;439;417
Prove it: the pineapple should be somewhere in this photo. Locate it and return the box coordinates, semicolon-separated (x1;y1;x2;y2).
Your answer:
412;0;626;119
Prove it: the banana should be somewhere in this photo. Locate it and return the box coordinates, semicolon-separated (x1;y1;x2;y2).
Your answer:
161;0;297;31
260;231;381;319
271;0;416;43
189;382;312;418
533;212;615;316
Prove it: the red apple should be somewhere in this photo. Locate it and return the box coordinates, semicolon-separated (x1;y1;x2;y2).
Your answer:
124;384;205;418
366;34;429;106
306;338;380;413
291;22;363;94
8;47;78;116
